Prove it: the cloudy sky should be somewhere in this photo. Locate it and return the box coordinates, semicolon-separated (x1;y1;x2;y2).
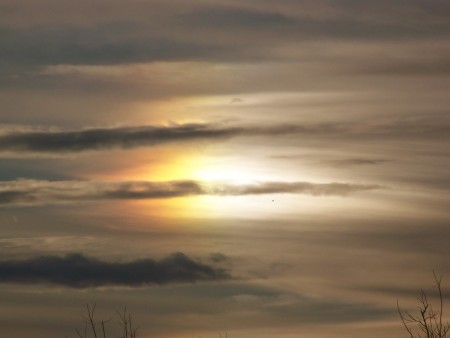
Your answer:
1;1;450;337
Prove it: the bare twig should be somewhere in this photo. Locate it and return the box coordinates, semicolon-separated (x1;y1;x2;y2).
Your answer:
117;307;139;338
72;304;138;338
398;273;449;338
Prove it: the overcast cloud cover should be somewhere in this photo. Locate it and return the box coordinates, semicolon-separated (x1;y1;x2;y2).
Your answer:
0;1;449;338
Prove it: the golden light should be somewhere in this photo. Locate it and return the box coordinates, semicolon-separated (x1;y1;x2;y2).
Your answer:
87;86;347;220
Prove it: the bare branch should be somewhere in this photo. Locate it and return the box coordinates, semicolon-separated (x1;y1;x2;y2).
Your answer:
398;273;449;338
71;304;139;338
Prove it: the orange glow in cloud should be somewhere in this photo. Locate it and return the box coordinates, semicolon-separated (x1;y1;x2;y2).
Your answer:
79;104;346;220
126;151;309;220
117;147;204;219
96;142;329;221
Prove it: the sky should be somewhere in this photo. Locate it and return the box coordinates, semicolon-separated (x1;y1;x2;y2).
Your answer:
1;1;450;337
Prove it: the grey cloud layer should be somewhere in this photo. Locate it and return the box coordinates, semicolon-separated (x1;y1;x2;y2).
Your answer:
0;252;230;288
0;179;380;206
0;119;448;155
0;123;240;153
1;1;450;69
2;1;449;108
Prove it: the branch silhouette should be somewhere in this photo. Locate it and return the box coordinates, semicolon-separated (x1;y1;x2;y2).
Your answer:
72;304;137;338
398;272;450;338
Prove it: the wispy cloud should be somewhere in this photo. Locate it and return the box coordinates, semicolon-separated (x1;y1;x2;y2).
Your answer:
0;118;448;155
0;123;240;154
0;122;334;155
0;179;381;207
211;181;380;196
0;252;230;288
326;158;390;167
269;155;390;167
0;180;203;206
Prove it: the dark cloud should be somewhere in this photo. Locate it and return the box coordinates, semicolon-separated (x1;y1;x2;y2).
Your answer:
341;222;450;257
0;179;380;207
0;158;73;181
102;181;204;200
360;284;450;300
0;190;36;205
0;123;240;154
1;1;450;73
270;155;390;167
0;118;449;155
0;25;228;68
178;7;295;30
260;293;395;324
0;180;205;206
327;158;390;167
362;57;450;76
181;6;450;41
0;252;230;288
208;253;231;264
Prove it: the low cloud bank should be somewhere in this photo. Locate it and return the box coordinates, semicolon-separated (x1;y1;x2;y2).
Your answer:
0;252;230;288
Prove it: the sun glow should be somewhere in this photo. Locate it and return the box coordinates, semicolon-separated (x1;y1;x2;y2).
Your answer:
174;155;308;219
124;151;288;219
114;96;340;220
192;164;270;185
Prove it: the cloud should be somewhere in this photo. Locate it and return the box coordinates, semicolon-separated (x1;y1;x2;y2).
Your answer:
327;158;390;167
0;179;381;207
270;155;390;167
0;123;275;155
0;252;230;288
0;25;227;68
177;7;296;33
0;118;448;155
0;180;204;206
211;181;380;197
2;2;450;71
0;123;240;154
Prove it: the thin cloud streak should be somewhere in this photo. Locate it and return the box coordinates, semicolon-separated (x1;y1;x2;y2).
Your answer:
0;123;323;154
211;181;380;197
0;252;230;288
0;123;241;154
0;119;448;155
0;179;381;207
327;158;390;167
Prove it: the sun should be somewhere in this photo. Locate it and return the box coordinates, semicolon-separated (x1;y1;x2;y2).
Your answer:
122;150;275;219
183;155;306;219
113;147;315;221
191;162;266;185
